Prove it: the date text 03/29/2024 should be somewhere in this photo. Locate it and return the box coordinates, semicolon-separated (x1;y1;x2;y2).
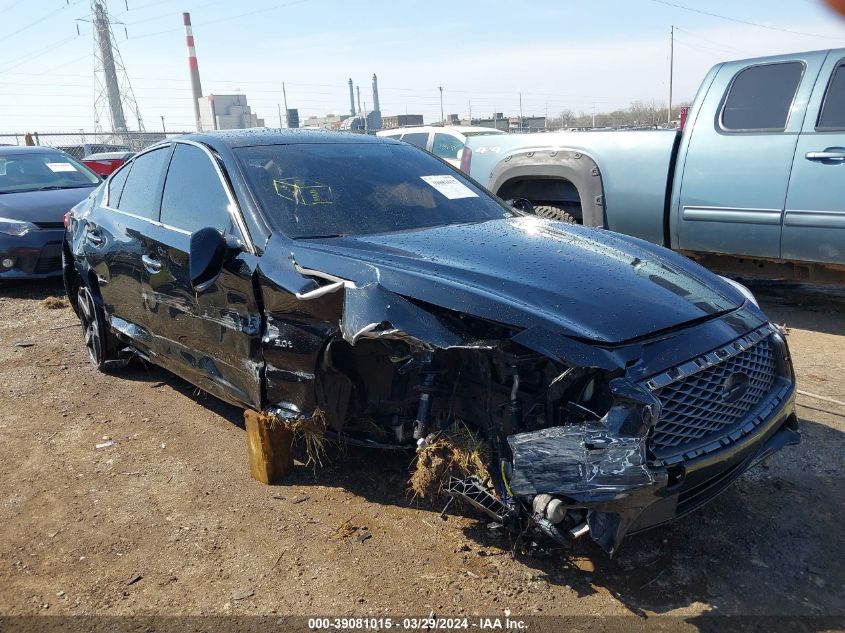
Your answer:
308;616;527;630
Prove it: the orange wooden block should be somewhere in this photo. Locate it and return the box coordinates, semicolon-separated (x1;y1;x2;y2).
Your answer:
244;409;294;485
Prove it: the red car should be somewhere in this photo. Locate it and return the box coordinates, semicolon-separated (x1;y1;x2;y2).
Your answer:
81;151;134;176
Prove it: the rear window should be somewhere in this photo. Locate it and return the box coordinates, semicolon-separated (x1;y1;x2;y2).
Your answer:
0;152;100;194
817;62;845;131
235;143;512;239
720;62;804;131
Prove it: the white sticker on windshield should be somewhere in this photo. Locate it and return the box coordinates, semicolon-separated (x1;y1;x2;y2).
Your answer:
46;162;77;173
420;175;477;200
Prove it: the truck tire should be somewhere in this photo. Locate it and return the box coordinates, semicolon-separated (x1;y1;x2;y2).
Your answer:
533;204;578;224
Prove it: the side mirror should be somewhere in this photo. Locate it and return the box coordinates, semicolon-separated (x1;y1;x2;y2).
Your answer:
507;198;535;214
190;227;228;291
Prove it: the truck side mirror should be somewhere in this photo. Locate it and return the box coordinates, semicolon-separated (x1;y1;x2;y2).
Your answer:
190;227;228;291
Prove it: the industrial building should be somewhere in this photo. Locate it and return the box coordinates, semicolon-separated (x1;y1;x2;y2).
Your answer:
300;114;348;130
198;94;264;130
379;114;425;130
340;74;382;132
467;115;546;132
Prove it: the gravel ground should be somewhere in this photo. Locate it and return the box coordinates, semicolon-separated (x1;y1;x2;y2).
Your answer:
0;278;842;625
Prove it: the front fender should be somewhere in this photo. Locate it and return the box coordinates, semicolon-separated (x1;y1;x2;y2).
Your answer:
487;148;606;228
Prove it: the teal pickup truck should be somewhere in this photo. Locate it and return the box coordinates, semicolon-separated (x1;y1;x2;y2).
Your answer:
461;48;845;282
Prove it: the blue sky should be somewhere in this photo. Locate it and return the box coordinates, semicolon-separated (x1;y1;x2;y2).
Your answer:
2;0;845;131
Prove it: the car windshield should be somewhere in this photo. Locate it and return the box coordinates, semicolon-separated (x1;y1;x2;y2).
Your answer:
235;142;514;239
0;153;100;194
463;130;505;137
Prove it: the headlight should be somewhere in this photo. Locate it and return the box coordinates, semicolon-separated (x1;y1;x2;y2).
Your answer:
720;276;759;307
0;217;38;237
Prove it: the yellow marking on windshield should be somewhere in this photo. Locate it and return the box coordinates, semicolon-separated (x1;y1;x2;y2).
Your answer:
273;178;334;205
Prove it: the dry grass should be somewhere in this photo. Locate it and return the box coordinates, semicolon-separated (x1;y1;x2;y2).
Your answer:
42;297;69;310
270;408;329;467
409;422;490;501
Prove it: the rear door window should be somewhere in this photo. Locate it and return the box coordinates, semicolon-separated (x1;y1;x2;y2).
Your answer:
107;164;130;206
160;144;233;234
117;146;171;220
432;133;464;160
817;61;845;131
720;62;804;131
400;132;429;149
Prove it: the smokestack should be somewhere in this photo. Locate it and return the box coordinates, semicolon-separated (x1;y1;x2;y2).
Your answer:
348;78;355;117
183;12;204;132
357;86;362;115
372;73;380;113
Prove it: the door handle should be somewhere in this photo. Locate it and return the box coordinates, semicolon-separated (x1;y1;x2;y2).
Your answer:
805;150;845;161
84;228;104;246
141;254;162;273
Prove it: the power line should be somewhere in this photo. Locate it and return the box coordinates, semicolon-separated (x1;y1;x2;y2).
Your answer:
125;0;312;42
672;25;747;54
0;0;84;42
0;0;27;12
648;0;845;41
0;34;83;74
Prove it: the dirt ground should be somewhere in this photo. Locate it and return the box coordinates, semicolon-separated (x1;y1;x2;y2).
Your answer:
0;278;843;624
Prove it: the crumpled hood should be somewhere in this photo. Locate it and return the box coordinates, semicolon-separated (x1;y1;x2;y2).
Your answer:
0;186;97;224
290;217;744;344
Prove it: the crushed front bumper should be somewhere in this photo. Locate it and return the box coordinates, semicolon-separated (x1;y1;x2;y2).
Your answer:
0;229;65;279
509;377;798;554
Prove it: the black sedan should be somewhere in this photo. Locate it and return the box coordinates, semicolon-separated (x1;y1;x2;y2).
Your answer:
63;130;799;554
0;146;100;279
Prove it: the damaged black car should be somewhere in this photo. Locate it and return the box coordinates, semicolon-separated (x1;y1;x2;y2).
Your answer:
63;130;799;554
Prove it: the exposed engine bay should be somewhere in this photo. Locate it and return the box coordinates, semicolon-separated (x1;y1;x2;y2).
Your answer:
262;267;798;555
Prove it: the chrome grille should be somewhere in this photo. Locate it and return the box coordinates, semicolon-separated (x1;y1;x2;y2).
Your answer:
650;335;776;452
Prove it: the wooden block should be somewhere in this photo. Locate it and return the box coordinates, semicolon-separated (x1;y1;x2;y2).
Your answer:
244;409;294;484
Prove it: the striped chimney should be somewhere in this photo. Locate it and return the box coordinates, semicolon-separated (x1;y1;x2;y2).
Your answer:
183;12;204;132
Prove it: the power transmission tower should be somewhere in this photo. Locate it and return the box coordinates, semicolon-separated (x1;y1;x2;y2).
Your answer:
85;1;145;141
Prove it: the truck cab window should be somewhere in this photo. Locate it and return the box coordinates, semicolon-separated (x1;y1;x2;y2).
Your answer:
400;132;429;149
720;62;804;131
432;133;464;160
817;62;845;131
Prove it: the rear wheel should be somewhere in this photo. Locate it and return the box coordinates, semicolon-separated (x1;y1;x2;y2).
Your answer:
533;204;578;224
77;285;121;371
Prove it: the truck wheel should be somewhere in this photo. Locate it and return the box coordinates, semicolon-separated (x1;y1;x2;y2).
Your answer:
77;285;123;372
533;204;578;224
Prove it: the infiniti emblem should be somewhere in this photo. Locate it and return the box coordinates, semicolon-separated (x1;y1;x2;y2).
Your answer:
722;372;750;404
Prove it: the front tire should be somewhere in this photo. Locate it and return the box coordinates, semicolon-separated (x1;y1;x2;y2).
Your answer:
533;204;578;224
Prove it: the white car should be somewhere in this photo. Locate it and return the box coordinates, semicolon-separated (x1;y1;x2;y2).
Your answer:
377;125;505;168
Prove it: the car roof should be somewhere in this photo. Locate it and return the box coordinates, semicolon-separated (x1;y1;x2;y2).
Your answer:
83;151;133;160
179;128;396;150
377;125;505;136
0;146;69;157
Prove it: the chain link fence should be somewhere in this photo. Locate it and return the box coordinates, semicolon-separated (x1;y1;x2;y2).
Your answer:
0;130;194;159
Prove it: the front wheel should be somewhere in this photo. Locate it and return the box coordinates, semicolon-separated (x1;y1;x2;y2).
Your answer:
533;204;579;224
77;285;121;371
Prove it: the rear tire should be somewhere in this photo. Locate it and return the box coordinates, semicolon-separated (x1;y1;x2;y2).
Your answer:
533;204;578;224
77;285;122;372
